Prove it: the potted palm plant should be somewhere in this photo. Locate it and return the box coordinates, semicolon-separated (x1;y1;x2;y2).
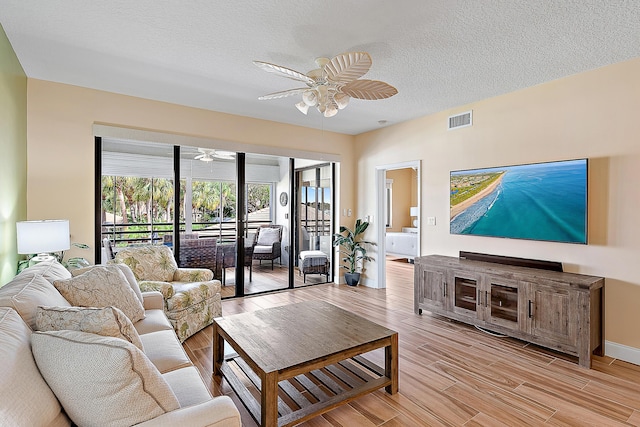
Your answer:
333;219;375;286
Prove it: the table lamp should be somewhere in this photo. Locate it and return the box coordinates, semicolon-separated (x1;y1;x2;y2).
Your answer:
16;220;70;265
410;206;419;227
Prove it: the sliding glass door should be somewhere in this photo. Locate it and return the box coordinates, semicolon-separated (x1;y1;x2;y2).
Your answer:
98;138;335;297
294;163;334;287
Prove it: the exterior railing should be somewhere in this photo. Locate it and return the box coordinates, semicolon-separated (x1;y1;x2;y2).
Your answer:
101;220;272;248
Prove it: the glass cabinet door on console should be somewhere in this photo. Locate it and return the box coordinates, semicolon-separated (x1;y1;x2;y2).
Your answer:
483;276;522;331
451;271;481;319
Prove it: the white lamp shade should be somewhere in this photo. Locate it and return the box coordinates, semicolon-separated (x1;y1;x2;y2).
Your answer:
410;206;419;217
16;220;70;254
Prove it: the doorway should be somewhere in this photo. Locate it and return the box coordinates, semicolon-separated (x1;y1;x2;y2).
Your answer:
375;161;421;289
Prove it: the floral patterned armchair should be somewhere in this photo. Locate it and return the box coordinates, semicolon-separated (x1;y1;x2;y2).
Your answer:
110;244;221;342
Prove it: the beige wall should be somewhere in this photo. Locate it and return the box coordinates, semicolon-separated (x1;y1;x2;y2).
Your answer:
26;79;355;264
386;168;414;232
21;55;640;358
0;24;27;285
355;57;640;355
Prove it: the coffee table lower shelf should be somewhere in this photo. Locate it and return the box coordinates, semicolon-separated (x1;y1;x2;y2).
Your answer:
220;354;391;427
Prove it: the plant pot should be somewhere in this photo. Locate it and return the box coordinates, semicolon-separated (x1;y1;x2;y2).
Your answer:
344;272;361;286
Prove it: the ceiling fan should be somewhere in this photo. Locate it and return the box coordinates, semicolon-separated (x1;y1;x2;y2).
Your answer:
194;148;235;162
253;52;398;118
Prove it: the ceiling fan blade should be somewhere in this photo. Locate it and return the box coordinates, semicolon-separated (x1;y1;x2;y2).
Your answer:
324;52;372;85
258;88;308;100
213;151;235;160
341;79;398;100
253;61;315;85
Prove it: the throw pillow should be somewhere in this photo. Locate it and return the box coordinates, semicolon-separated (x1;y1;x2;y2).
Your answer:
257;227;280;246
35;306;144;351
31;330;180;427
114;245;178;282
53;266;145;322
22;259;72;282
72;263;144;304
0;308;67;426
0;273;71;330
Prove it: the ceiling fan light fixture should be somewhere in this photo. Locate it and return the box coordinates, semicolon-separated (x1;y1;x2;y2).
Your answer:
302;89;318;106
295;101;309;115
334;93;350;109
324;104;338;118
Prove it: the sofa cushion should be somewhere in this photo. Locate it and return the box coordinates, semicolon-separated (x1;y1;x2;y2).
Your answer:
53;266;145;322
114;245;178;282
31;330;180;427
73;263;144;304
0;308;69;427
134;308;174;335
36;305;144;351
140;329;192;374
0;272;71;329
162;366;213;408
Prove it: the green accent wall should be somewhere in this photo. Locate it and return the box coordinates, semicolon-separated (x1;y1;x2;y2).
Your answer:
0;23;27;285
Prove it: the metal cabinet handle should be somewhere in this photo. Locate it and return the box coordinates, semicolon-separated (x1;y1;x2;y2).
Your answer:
443;282;447;298
477;289;481;305
485;291;488;307
528;300;533;318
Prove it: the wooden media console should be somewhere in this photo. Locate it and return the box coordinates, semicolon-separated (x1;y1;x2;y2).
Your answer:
414;254;604;368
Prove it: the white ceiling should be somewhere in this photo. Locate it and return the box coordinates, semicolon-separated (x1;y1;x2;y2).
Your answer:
2;1;640;135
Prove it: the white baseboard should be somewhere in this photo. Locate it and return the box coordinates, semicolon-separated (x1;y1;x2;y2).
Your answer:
605;341;640;366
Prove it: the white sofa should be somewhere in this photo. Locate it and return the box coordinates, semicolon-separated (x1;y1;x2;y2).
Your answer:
0;260;240;427
385;231;418;260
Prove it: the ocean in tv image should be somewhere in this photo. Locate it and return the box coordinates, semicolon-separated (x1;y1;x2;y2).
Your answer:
450;159;587;244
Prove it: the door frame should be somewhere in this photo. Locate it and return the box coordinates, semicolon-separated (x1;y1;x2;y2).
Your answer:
375;160;421;289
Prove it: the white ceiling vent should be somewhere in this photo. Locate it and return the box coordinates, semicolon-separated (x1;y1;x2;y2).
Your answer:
448;110;472;130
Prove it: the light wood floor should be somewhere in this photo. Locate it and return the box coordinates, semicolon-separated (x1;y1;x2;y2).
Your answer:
184;258;640;426
219;262;331;298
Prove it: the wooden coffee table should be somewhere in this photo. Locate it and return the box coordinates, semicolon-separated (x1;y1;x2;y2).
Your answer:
213;300;398;427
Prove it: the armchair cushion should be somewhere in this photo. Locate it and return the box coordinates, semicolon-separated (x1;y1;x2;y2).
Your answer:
139;281;175;300
254;244;277;254
31;330;180;427
165;282;220;312
173;267;213;282
114;245;178;282
53;266;145;323
35;305;144;351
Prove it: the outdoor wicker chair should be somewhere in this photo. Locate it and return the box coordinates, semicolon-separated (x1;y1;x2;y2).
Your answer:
252;225;283;269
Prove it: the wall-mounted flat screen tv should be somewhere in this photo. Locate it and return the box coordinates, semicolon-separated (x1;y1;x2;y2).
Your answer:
450;159;588;244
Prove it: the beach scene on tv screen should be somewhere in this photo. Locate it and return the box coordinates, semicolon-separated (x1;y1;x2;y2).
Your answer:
450;159;587;244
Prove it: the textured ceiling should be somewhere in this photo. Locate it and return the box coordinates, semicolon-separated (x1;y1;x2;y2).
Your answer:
2;1;640;135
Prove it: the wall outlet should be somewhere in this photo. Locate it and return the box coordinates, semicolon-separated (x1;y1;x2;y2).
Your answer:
347;209;352;217
427;216;436;226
